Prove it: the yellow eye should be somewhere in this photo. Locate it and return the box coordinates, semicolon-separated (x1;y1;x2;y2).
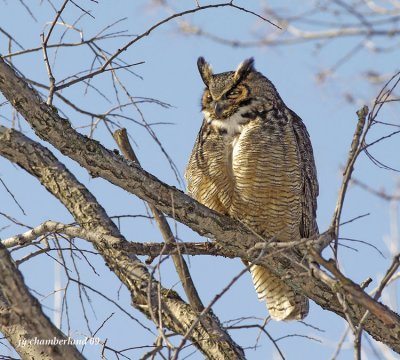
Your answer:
226;87;242;99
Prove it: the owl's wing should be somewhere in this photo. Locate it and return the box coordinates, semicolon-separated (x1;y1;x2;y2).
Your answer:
290;110;319;238
185;121;233;214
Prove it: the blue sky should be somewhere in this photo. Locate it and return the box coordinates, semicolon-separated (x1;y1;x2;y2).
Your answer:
1;1;399;359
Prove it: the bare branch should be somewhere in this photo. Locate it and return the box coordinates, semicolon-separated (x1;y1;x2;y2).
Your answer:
330;105;369;256
114;128;204;312
40;33;56;105
172;265;250;360
351;177;400;201
17;0;38;22
0;242;84;359
54;2;279;91
0;177;26;215
43;0;70;45
0;27;25;50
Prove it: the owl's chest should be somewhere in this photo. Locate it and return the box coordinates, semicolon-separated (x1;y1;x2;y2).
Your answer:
208;113;294;184
206;111;251;173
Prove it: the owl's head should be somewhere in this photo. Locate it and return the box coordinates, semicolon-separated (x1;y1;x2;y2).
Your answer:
197;57;279;120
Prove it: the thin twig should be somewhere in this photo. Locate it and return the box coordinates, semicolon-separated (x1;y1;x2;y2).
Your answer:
54;2;279;91
171;266;249;360
330;105;369;257
40;33;56;105
17;0;38;22
351;177;400;201
0;178;26;215
0;27;25;50
113;129;204;313
330;326;351;360
44;0;70;45
229;321;285;359
354;253;400;348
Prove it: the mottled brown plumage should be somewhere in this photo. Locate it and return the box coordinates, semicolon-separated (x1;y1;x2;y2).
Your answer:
185;57;318;320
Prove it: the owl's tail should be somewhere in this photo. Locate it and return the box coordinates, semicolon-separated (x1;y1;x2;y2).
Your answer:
250;264;308;321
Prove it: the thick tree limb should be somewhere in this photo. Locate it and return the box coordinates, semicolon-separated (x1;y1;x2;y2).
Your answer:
1;57;400;354
0;124;245;360
0;243;84;360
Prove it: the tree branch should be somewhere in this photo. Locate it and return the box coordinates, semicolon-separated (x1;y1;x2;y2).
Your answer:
331;105;368;255
54;2;279;91
0;242;84;360
1;220;231;258
113;128;205;312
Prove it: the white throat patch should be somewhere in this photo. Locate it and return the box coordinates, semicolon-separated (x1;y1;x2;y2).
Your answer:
203;108;249;138
203;108;252;173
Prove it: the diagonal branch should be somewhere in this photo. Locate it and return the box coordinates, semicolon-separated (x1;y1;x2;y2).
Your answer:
0;243;84;360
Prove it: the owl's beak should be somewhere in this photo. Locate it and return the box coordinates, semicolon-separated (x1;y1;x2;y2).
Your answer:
214;102;224;118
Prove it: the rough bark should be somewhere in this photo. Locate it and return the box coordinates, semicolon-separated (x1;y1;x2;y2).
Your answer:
0;125;245;360
0;243;85;360
1;57;400;354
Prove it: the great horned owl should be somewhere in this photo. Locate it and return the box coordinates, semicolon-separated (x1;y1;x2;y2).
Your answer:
185;57;318;321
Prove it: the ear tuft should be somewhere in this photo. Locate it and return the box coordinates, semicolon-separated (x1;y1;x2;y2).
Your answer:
197;57;213;86
234;58;255;82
